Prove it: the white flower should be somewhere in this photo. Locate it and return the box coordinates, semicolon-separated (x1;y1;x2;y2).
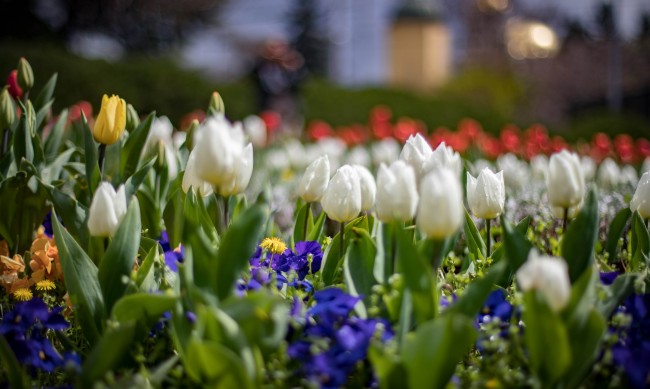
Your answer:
218;143;254;196
497;153;528;192
516;250;571;313
371;138;401;166
580;156;597;182
546;150;585;209
467;168;505;219
346;146;371;167
631;171;650;218
182;150;214;197
417;168;463;239
88;182;127;237
145;116;178;179
621;165;639;187
643;157;650;174
399;133;432;179
284;138;308;169
597;158;620;189
320;165;362;223
423;142;462;178
530;155;548;181
243;115;267;148
353;164;376;212
298;155;330;203
375;160;419;222
317;137;347;170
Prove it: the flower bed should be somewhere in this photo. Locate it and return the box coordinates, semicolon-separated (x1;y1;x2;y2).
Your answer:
1;60;649;388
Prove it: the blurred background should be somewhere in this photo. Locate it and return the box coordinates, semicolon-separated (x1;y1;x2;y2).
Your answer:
1;0;649;140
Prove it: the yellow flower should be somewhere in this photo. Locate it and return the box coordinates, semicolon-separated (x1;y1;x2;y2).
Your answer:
35;279;56;292
13;288;33;301
260;237;287;255
93;94;126;145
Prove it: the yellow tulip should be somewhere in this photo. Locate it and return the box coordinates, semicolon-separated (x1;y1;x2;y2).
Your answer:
93;94;126;145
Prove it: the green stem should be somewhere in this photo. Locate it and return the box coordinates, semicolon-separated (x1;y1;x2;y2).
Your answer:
302;202;311;241
562;207;569;234
98;143;107;177
223;195;230;230
339;221;345;260
1;128;8;157
486;218;491;258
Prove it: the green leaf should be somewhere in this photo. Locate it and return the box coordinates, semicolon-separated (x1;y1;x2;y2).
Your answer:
183;190;219;290
498;215;533;287
40;148;75;184
562;309;606;389
464;208;486;260
35;100;53;131
135;244;158;290
120;112;154;180
13;101;35;166
40;181;88;246
0;335;29;389
185;339;253;388
81;322;136;386
369;343;408;389
98;199;141;315
523;291;572;386
561;186;599;283
445;261;508;318
605;208;631;264
307;210;327;242
52;210;104;345
597;273;637;318
320;216;368;285
344;228;377;316
44;109;68;162
396;224;435;324
124;157;155;200
402;314;477;389
373;222;396;284
82;114;100;196
631;211;650;271
112;293;177;327
492;216;530;263
214;203;268;300
292;202;312;246
33;73;57;112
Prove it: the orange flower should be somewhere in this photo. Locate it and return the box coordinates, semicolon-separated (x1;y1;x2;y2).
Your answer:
0;254;26;291
29;232;62;282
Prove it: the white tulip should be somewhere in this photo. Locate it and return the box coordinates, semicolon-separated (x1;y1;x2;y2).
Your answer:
284;138;308;169
497;153;528;192
320;165;362;223
298;155;330;203
346;146;371;167
193;116;238;186
400;133;432;179
530;155;548;181
597;158;620;188
182;150;214;197
317;137;347;170
423;142;462;178
375;160;419;222
417;168;463;239
353;164;376;212
643;157;650;174
218;143;254;196
371;138;401;166
145;116;178;180
243;115;267;148
88;182;127;237
631;171;650;218
621;165;639;187
580;156;597;182
467;168;505;219
546;150;585;209
516;250;571;313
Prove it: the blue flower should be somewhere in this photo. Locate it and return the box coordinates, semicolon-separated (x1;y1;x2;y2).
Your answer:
41;211;62;238
477;289;513;325
610;293;650;388
599;271;619;286
290;241;324;279
158;231;185;272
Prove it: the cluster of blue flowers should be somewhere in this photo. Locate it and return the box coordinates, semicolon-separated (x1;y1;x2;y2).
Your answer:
288;288;393;389
0;298;79;374
157;231;185;272
239;241;323;293
600;272;650;388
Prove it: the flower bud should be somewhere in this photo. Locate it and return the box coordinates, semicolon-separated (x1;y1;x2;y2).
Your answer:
88;182;127;237
630;171;650;218
530;155;548;180
467;168;505;220
6;70;23;100
17;58;34;91
371;138;401;166
516;249;571;313
353;164;376;212
93;94;126;145
243;115;267;148
399;133;431;179
417;168;463;239
376;160;418;223
580;156;597;182
182;150;214;197
298;155;330;203
184;119;200;151
423;142;462;178
597;158;620;189
497;153;528;192
621;165;638;187
320;165;362;223
0;87;16;129
546;150;585;209
125;103;140;132
218;143;254;196
208;91;225;115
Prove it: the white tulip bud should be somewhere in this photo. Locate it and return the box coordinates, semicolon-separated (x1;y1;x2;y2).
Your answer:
182;150;214;197
320;165;362;223
298;155;330;203
346;146;371;167
371;138;401;166
467;168;505;220
643;157;650;174
243;115;267;148
530;155;548;180
546;150;585;209
88;182;127;237
580;156;597;182
194;116;239;187
516;250;571;313
417;168;463;239
497;153;528;192
218;143;254;196
375;161;419;223
353;164;376;212
631;171;650;218
597;158;620;189
400;133;432;179
423;142;462;178
621;165;639;187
